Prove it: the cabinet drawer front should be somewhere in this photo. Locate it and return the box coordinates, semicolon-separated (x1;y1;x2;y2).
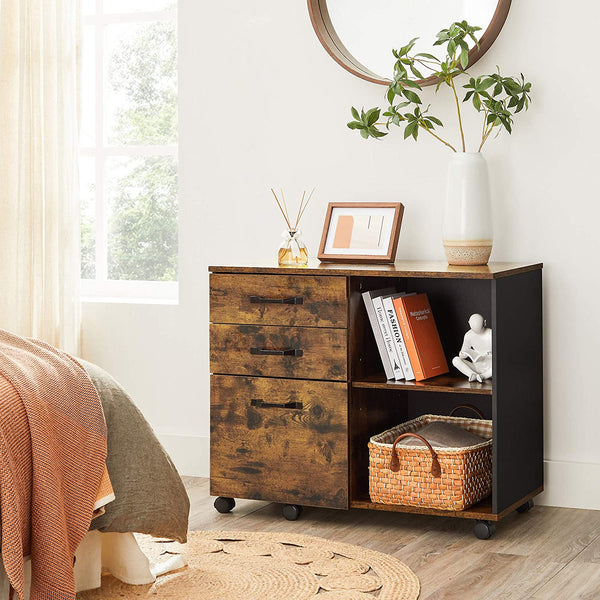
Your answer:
210;375;348;509
210;324;347;381
210;273;347;328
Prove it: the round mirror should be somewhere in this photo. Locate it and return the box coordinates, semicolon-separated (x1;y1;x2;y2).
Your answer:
308;0;512;86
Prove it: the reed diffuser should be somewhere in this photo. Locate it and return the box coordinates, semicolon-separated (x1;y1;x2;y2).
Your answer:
271;188;314;266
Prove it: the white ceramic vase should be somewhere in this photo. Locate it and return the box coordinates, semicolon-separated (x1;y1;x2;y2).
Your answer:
442;152;493;266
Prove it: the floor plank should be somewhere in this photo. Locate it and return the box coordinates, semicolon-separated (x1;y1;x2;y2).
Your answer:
420;552;526;600
469;505;600;562
530;561;600;600
575;532;600;564
185;478;600;599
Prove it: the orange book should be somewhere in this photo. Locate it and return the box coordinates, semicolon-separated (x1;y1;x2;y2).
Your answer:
393;293;449;381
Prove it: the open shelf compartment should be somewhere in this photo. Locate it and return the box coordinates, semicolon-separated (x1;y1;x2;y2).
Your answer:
348;275;493;385
348;269;543;522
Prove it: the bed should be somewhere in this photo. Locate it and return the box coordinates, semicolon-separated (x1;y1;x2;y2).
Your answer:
0;332;190;600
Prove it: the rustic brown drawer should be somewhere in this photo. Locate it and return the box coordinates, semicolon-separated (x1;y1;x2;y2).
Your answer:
210;375;348;509
210;324;347;381
210;273;347;328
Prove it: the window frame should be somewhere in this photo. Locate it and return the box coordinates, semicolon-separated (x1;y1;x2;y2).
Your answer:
80;2;178;303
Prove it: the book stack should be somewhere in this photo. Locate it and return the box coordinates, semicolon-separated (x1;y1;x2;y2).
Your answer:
362;289;449;382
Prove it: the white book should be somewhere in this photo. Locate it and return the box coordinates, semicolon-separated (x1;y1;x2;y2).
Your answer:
362;288;396;380
382;294;415;381
372;296;404;380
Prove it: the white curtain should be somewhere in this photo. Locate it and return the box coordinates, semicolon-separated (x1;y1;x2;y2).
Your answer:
0;0;81;354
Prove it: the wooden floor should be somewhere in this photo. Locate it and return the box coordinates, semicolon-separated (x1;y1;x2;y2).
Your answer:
184;477;600;600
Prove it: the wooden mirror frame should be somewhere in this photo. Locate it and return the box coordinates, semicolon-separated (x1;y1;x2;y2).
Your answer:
307;0;512;86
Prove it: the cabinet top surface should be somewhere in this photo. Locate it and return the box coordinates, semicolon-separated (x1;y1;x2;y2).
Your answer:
209;260;542;279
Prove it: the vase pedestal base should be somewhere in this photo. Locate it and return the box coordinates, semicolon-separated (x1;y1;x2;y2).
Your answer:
444;241;492;266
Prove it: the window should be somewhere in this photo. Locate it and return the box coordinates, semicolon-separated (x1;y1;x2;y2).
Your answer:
80;0;178;302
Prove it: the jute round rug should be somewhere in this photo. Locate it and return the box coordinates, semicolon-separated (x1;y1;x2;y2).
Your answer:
77;530;420;600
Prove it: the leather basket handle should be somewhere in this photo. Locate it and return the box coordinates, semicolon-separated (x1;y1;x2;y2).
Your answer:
389;433;442;478
449;404;484;419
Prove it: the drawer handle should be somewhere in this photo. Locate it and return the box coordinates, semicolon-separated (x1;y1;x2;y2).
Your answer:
249;295;303;305
251;399;303;410
250;347;303;357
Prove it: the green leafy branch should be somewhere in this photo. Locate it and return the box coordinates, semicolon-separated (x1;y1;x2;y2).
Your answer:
463;70;531;151
346;21;532;153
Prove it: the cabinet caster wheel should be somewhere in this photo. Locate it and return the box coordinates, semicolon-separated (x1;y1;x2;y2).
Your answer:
473;520;496;540
516;499;534;514
282;504;303;521
214;497;236;514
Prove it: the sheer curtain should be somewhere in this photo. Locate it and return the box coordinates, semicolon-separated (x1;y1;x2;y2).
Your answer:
0;0;81;354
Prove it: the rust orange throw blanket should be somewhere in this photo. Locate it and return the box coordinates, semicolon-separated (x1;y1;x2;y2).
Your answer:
0;330;109;600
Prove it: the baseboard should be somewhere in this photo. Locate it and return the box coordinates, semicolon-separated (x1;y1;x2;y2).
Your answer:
156;433;209;478
537;460;600;510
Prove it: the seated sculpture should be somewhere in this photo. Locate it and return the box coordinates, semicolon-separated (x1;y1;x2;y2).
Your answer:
452;313;492;383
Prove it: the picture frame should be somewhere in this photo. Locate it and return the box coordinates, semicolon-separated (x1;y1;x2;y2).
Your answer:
317;202;404;263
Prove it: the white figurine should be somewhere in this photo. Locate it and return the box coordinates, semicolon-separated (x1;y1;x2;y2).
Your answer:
452;313;492;382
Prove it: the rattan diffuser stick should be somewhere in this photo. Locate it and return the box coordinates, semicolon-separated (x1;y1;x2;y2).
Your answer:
270;188;292;230
294;191;306;231
295;188;314;230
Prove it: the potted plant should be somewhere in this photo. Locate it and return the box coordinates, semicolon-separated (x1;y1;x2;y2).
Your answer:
347;21;532;265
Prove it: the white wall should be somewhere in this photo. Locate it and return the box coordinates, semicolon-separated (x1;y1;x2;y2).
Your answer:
82;0;600;509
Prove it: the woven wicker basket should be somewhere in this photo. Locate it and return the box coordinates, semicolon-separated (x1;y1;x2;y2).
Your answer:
368;407;493;511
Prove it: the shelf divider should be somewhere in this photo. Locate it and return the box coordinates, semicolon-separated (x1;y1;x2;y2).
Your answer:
352;373;493;395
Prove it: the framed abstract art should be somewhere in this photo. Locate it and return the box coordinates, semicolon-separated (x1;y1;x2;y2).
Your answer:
318;202;404;263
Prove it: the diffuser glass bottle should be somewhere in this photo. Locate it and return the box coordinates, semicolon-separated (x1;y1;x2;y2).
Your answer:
271;188;313;267
278;230;308;266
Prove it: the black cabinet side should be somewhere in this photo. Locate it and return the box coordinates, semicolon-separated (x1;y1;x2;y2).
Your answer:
492;269;544;513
